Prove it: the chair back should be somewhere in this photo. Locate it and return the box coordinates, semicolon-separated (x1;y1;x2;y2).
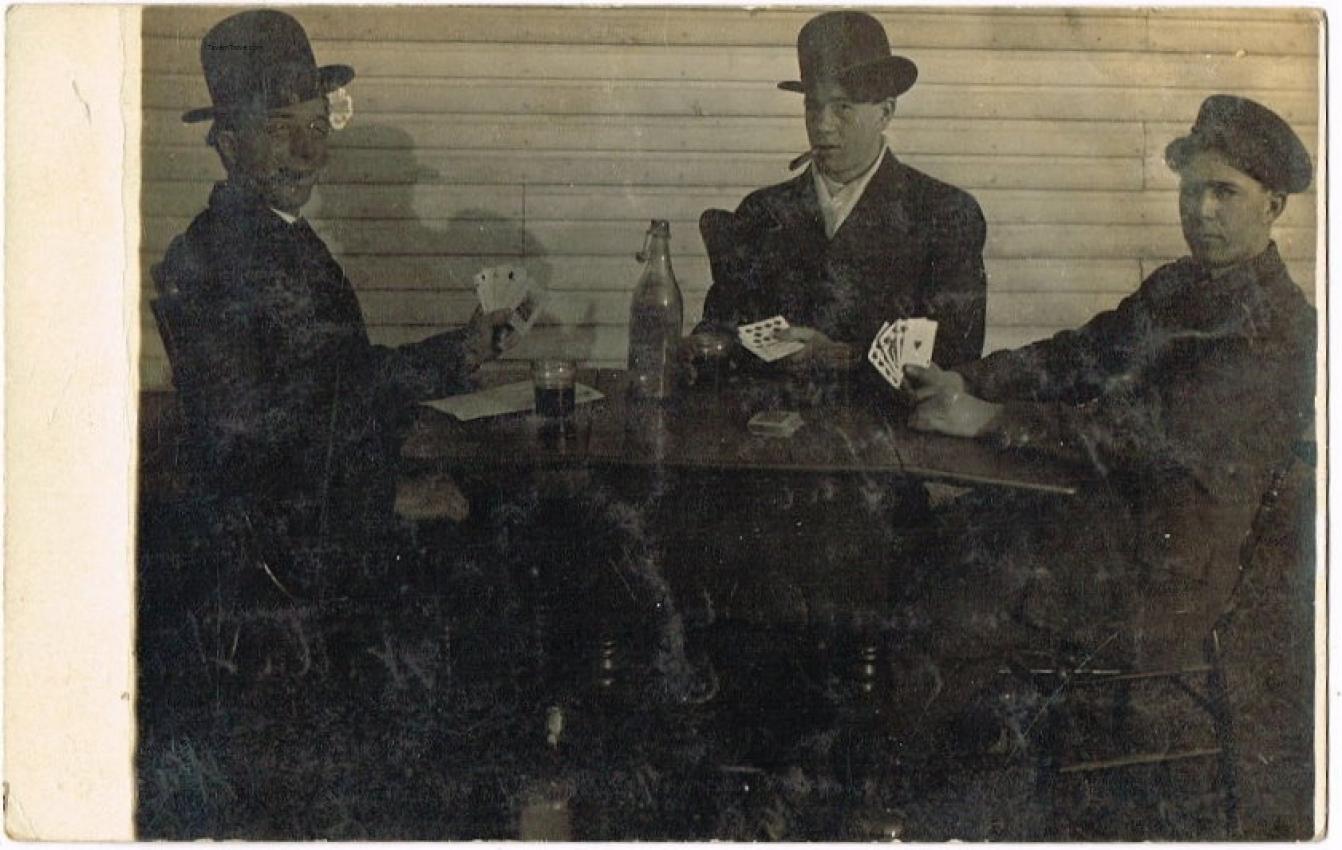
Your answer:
1220;442;1315;625
148;271;206;417
149;296;182;376
699;208;753;286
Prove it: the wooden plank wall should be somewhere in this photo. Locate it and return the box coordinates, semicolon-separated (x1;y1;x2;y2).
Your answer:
140;6;1321;389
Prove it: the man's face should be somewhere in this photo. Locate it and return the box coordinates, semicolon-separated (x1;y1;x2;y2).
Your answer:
1177;148;1285;269
222;97;332;214
804;80;894;184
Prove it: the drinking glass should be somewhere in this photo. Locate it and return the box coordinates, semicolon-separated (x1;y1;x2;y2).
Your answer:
532;359;577;420
817;342;859;407
681;332;732;392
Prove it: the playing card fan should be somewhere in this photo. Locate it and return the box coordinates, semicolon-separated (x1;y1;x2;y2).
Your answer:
867;318;937;389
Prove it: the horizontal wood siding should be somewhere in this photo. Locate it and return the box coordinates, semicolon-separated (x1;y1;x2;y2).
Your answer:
141;6;1321;389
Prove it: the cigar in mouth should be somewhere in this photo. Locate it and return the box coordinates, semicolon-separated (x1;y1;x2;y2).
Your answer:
788;149;815;170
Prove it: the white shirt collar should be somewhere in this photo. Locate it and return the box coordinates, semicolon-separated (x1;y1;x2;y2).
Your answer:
811;144;888;240
270;207;300;225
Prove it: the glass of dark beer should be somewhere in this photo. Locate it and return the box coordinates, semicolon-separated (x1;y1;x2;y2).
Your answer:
816;341;859;408
532;359;577;420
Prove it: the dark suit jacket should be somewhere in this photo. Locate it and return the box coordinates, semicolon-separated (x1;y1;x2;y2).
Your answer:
153;181;476;545
697;151;988;369
943;242;1315;665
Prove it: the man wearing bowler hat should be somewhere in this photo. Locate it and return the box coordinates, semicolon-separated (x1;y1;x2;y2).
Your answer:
147;11;709;712
152;10;514;576
697;10;988;371
666;11;988;707
890;95;1316;750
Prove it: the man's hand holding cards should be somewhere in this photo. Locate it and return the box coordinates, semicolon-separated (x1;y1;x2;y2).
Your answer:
473;264;550;344
867;318;937;389
737;316;807;362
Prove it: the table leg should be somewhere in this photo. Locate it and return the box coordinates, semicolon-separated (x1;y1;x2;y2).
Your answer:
594;632;620;693
855;640;881;699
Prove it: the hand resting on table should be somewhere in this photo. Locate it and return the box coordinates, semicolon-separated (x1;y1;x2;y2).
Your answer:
904;363;1003;439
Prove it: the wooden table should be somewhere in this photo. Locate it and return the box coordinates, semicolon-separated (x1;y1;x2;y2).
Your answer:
402;368;1083;496
403;368;1088;710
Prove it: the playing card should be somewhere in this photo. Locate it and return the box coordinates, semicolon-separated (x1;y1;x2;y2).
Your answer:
498;265;527;314
867;323;898;387
899;318;938;370
474;267;499;311
866;322;886;361
874;321;905;388
737;316;787;352
475;265;549;337
507;279;549;336
881;321;904;367
866;318;938;389
871;321;891;356
737;316;806;362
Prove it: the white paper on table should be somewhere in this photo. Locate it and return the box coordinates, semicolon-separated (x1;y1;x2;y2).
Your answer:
421;380;604;421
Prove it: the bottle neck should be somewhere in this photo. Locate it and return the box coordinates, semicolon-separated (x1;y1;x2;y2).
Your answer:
641;234;674;280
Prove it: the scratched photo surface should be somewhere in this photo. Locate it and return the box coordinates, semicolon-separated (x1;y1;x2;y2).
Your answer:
135;6;1322;840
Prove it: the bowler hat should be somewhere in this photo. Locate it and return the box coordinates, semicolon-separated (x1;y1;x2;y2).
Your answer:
182;10;355;124
778;11;917;100
1165;95;1312;194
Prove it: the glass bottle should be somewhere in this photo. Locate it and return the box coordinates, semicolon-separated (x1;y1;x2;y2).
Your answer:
626;220;684;400
517;705;574;840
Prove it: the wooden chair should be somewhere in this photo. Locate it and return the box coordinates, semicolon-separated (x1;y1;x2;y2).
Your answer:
698;208;757;300
1017;452;1310;837
149;273;197;396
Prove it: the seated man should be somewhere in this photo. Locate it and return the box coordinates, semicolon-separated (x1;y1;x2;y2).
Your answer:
696;10;987;377
152;11;513;582
673;12;987;642
148;12;710;708
898;95;1316;741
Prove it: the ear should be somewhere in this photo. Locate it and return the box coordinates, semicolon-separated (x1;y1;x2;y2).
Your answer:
1265;191;1287;224
214;129;240;173
877;97;897;126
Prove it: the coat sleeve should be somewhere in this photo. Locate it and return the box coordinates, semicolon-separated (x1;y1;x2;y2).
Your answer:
308;264;478;404
973;306;1313;494
957;277;1156;406
925;190;988;368
954;278;1165;478
368;328;477;404
157;244;473;492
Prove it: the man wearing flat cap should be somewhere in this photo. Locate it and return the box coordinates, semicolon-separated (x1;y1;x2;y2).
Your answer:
889;95;1317;746
697;10;988;372
152;10;514;576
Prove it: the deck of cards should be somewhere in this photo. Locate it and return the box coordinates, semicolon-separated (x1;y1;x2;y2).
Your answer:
737;315;806;362
474;264;549;337
867;318;938;389
747;410;804;438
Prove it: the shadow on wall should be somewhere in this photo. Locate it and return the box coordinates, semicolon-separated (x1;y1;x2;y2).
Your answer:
321;122;599;364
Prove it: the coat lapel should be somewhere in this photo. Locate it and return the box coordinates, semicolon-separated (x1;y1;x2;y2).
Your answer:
830;151;913;250
757;169;826;240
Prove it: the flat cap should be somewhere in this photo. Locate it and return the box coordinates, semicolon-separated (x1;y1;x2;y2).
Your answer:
1165;95;1312;194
